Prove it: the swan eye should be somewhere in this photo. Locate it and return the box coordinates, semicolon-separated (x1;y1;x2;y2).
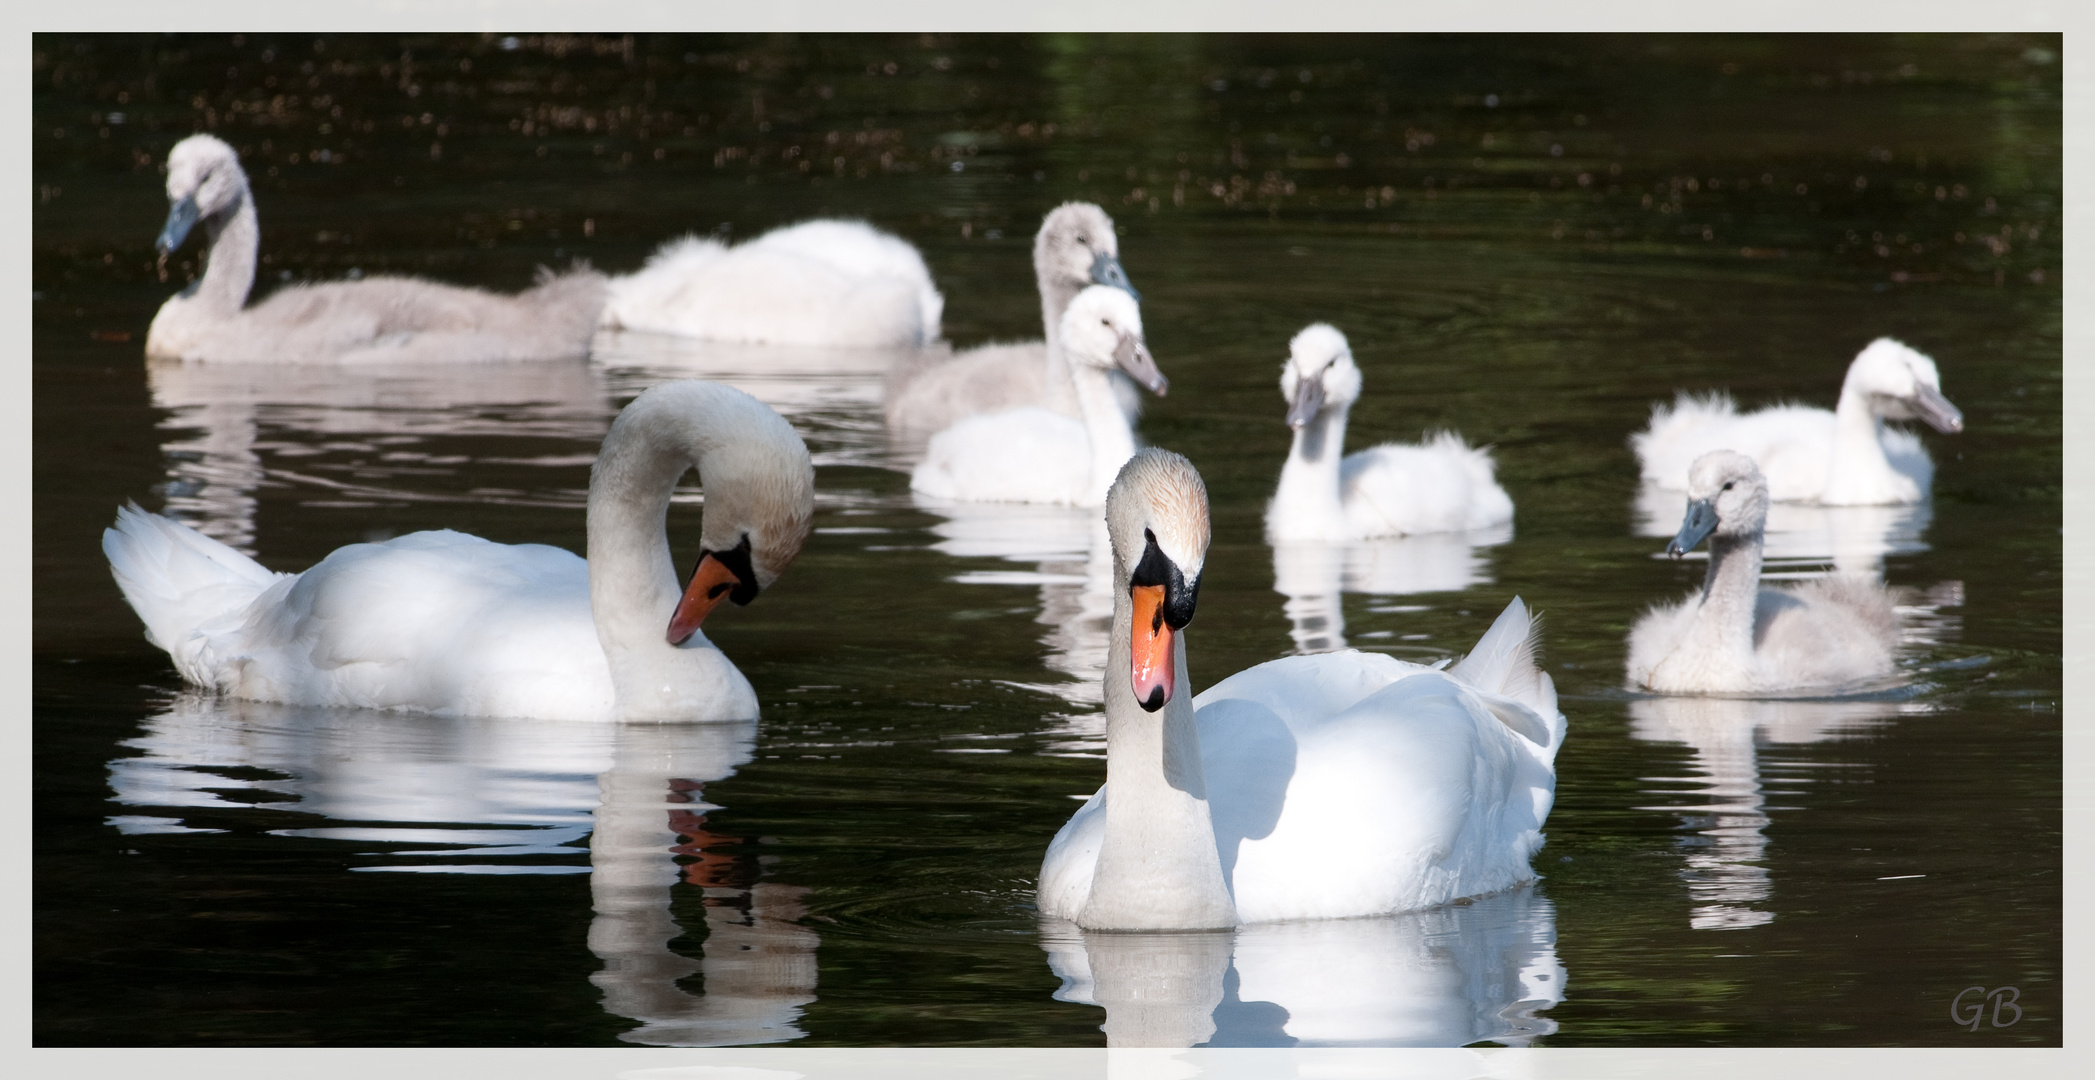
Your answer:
1721;481;1734;491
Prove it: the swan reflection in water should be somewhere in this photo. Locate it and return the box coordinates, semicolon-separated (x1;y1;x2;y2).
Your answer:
910;496;1112;754
1633;483;1932;578
1628;695;1923;931
1269;522;1512;655
105;697;816;1045
1041;886;1562;1047
145;358;615;554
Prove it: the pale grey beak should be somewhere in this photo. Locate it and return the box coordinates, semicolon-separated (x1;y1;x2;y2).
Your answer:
1910;382;1964;434
157;194;200;256
1090;251;1141;302
1667;498;1719;557
1286;378;1326;430
1112;332;1168;396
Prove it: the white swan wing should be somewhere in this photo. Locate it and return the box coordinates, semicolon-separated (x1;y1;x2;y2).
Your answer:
1340;434;1514;537
226;530;614;719
1635;395;1836;499
910;407;1092;505
1039;786;1107;921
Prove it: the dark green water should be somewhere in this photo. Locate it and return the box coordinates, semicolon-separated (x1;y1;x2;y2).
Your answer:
34;33;2059;1047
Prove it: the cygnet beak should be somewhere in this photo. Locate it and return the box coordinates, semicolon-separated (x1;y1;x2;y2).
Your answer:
1113;332;1169;396
1667;498;1720;558
666;537;759;645
1090;251;1141;302
1909;382;1964;434
1286;377;1326;430
157;195;201;256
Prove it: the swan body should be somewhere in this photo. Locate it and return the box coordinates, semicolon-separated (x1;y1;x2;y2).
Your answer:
1627;450;1903;694
886;203;1144;433
104;381;814;722
1632;338;1963;505
1266;324;1513;541
146;134;606;364
1037;450;1563;929
601;219;944;348
910;286;1167;507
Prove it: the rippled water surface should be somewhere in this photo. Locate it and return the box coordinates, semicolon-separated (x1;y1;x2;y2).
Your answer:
34;34;2060;1047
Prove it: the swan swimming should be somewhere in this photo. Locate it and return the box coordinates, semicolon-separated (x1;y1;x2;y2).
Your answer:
600;218;945;348
886;202;1144;433
103;380;814;722
1626;450;1903;694
1632;337;1963;505
146;134;607;364
1038;449;1564;929
1266;323;1514;541
909;285;1167;507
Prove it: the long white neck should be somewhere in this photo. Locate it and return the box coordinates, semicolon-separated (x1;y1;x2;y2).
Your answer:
1072;362;1137;505
1823;384;1906;505
586;388;763;722
1267;400;1350;540
1079;586;1238;930
195;194;259;315
1674;530;1764;678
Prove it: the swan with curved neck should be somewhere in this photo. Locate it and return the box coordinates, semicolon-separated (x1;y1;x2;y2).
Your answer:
1633;338;1963;506
146;134;606;364
1627;450;1902;694
886;202;1146;433
1040;450;1564;929
103;381;813;722
909;286;1166;507
600;218;945;348
1266;324;1513;541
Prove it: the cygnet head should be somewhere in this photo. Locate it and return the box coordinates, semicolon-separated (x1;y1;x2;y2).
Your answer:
159;134;249;256
1035;202;1140;301
1278;322;1364;429
1060;285;1168;396
1842;337;1963;434
1666;450;1769;557
1106;449;1210;712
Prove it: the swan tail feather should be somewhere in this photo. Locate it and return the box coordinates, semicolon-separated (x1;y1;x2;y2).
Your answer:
519;264;611;349
103;503;286;665
1631;390;1736;481
1447;597;1563;751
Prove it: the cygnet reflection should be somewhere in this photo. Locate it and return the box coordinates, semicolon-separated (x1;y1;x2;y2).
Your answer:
144;358;614;553
105;696;816;1046
1633;483;1932;577
1041;886;1563;1047
1269;522;1511;654
1628;695;1915;931
914;495;1113;753
593;329;936;471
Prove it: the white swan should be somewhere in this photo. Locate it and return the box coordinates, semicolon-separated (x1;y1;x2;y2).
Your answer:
146;134;607;364
600;219;944;348
886;202;1145;433
1627;450;1903;694
1266;324;1514;541
1632;337;1964;505
1038;449;1564;929
909;286;1166;507
103;380;814;722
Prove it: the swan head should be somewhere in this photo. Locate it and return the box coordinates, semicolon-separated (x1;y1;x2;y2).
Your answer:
1107;449;1209;712
1278;322;1363;429
597;382;811;646
1667;450;1769;556
1060;285;1168;395
1036;202;1139;301
159;134;249;256
1842;338;1963;434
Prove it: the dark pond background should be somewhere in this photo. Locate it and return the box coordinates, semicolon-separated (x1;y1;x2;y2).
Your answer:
33;33;2060;1047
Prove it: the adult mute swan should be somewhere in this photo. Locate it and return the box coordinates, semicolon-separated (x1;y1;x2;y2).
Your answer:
1632;337;1963;505
1627;450;1902;694
886;202;1144;433
146;134;607;364
1038;449;1564;929
103;381;814;722
910;286;1166;507
1266;324;1513;541
600;219;944;348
